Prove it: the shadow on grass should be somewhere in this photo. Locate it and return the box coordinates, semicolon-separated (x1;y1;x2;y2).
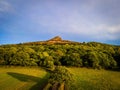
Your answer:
7;72;49;90
106;67;120;72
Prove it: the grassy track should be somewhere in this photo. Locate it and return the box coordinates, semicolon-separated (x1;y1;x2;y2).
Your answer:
0;66;50;90
67;67;120;90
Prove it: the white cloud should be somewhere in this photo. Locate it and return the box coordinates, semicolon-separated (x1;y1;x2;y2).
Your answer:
105;25;120;34
35;13;120;40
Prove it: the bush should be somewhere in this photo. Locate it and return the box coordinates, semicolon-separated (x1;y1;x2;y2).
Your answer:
49;66;73;86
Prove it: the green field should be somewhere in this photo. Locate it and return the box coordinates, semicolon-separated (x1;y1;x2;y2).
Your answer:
0;67;50;90
0;67;120;90
67;67;120;90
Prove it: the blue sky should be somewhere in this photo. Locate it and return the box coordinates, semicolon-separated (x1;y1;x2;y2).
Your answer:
0;0;120;45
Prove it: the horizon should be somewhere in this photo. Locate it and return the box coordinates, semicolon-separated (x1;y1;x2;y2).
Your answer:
0;0;120;45
0;35;119;46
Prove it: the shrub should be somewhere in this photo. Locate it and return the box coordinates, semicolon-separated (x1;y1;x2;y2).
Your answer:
49;66;74;87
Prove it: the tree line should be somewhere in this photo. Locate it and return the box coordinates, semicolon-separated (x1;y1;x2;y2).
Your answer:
0;42;120;70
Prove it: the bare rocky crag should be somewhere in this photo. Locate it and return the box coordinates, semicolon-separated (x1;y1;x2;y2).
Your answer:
22;36;80;45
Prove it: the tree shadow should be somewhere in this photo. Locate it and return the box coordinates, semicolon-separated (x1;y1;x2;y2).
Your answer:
7;72;49;90
30;73;50;90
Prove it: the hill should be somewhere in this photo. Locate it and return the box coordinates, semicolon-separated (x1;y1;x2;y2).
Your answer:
0;36;120;90
0;36;120;69
21;36;80;45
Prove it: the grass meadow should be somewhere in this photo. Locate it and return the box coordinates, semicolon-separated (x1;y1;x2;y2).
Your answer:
0;66;50;90
0;67;120;90
67;67;120;90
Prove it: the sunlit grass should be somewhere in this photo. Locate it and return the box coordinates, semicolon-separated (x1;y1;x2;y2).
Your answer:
0;66;120;90
67;67;120;90
0;66;50;90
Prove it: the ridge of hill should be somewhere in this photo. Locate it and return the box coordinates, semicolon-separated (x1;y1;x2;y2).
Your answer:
0;36;119;46
22;36;80;45
0;36;120;70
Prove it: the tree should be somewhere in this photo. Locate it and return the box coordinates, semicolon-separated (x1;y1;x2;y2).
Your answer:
86;51;100;69
49;66;73;87
51;50;64;65
43;56;54;70
10;50;37;66
62;53;82;67
114;47;120;68
4;47;18;65
0;47;5;65
19;46;35;54
99;52;117;69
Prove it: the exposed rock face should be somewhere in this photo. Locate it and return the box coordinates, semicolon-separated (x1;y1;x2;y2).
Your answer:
23;36;80;45
48;36;62;41
45;36;79;44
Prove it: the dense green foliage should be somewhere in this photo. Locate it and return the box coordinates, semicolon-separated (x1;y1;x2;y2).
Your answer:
0;42;120;69
49;66;73;84
43;66;73;90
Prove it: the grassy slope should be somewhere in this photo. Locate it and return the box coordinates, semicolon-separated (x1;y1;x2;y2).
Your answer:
0;67;50;90
0;67;120;90
67;67;120;90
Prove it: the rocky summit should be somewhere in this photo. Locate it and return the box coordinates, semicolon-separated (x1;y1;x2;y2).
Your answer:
47;36;62;41
22;36;80;45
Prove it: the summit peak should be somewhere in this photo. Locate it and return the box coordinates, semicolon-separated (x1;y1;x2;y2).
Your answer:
49;36;62;41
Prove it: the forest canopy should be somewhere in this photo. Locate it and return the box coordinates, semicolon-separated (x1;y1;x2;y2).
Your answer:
0;41;120;70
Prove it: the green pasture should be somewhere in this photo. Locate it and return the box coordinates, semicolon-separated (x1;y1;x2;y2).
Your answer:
0;66;120;90
67;67;120;90
0;67;49;90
